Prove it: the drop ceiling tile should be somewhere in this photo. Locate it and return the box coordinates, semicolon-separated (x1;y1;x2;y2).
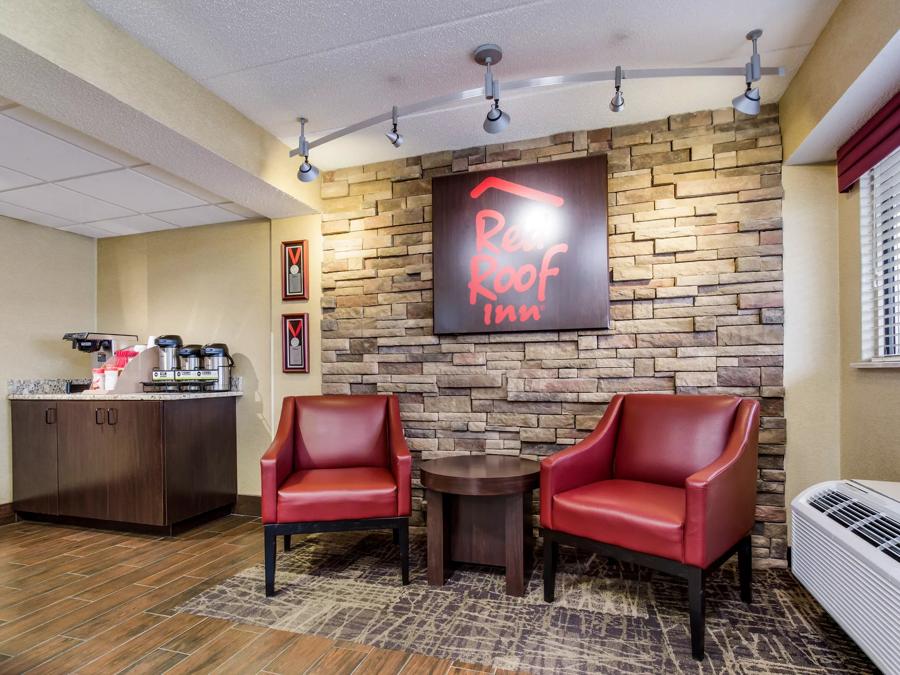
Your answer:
218;202;261;219
150;204;246;227
0;183;135;222
85;214;176;235
59;169;206;212
131;165;228;203
0;114;121;181
0;165;41;191
0;200;76;229
59;223;117;238
3;106;144;167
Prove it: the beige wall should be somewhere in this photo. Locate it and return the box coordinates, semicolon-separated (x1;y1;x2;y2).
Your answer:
97;220;274;496
783;165;842;512
271;215;323;408
779;0;899;160
0;216;96;504
96;216;325;497
838;187;900;481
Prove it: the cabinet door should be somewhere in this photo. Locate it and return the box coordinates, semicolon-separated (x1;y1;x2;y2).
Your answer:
106;402;165;526
11;401;59;515
57;401;110;520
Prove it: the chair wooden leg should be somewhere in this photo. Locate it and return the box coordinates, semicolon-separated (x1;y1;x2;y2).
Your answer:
543;534;558;603
392;527;400;545
283;534;291;552
399;521;410;585
738;534;752;603
687;567;705;660
264;526;277;597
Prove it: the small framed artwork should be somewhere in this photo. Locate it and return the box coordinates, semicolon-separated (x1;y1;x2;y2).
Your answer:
281;240;309;301
282;313;310;373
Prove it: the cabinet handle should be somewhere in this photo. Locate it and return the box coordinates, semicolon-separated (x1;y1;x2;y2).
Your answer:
45;408;57;424
107;408;118;426
95;408;105;425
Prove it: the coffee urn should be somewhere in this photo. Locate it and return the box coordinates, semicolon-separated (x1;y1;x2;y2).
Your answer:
155;335;183;371
201;343;234;391
177;344;202;371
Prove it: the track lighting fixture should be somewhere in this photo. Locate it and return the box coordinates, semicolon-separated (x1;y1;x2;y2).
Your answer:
476;44;510;134
294;117;319;182
385;106;404;147
732;63;761;116
288;36;785;160
609;65;624;112
732;29;763;116
483;94;510;134
297;157;319;182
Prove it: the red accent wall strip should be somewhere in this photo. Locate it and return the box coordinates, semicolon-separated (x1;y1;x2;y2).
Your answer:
837;90;900;192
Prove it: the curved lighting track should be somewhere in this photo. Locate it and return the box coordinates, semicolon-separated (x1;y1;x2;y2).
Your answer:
290;64;785;156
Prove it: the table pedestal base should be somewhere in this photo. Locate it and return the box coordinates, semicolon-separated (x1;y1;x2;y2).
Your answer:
426;489;532;596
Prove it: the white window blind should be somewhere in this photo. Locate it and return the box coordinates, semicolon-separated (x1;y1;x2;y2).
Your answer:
861;146;900;360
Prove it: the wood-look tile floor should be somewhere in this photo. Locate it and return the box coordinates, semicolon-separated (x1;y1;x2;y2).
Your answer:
0;515;521;674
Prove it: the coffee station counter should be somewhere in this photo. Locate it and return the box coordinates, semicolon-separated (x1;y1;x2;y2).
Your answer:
9;391;242;401
9;376;240;534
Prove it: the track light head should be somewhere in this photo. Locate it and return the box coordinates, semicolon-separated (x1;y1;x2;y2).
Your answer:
609;66;624;112
297;156;319;182
484;100;510;134
732;84;761;116
386;130;404;148
609;89;624;113
732;62;760;116
385;105;404;147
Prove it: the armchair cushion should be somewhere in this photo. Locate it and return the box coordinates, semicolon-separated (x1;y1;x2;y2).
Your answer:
614;394;741;487
294;395;389;470
276;467;398;523
552;479;686;562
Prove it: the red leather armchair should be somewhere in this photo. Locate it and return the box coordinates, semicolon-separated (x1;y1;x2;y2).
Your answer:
260;394;412;596
541;393;759;660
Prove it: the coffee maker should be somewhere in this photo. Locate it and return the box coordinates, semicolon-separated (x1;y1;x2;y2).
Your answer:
62;332;139;371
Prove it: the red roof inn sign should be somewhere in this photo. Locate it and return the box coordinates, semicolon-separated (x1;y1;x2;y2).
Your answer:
433;155;610;335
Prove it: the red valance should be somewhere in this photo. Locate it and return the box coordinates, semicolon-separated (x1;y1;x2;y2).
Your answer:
837;90;900;192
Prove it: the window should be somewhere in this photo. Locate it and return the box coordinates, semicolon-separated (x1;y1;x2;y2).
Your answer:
861;146;900;360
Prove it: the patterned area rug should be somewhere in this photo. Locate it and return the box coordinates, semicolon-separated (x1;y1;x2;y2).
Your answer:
177;530;875;674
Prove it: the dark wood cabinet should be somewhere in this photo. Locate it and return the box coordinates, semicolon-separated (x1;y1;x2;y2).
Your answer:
11;401;59;515
11;396;236;531
57;401;113;521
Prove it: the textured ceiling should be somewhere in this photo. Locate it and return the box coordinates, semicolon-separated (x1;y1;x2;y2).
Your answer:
0;102;259;237
87;0;839;170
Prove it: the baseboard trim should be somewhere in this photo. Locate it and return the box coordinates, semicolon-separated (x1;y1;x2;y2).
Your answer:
234;494;261;517
0;502;16;526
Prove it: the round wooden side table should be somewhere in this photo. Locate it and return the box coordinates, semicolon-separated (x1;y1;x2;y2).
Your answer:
420;455;540;596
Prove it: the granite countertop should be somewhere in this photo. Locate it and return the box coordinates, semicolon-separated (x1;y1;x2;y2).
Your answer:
7;378;243;401
8;391;243;401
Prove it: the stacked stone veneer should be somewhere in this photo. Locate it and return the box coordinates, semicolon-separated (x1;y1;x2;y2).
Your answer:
318;105;786;567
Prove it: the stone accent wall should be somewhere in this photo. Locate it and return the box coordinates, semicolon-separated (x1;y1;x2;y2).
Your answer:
318;105;786;567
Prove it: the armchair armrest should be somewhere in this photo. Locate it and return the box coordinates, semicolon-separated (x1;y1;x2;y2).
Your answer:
540;395;624;529
684;398;760;568
260;397;296;524
388;395;412;516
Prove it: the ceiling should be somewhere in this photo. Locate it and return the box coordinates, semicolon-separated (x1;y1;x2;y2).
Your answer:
0;102;260;238
86;0;839;170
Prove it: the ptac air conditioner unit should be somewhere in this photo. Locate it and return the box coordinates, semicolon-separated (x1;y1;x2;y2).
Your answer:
792;480;900;675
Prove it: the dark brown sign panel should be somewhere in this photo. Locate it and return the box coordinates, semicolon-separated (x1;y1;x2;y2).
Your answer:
432;155;610;335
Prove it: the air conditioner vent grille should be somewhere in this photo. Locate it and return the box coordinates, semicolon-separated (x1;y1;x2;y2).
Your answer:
809;488;900;563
